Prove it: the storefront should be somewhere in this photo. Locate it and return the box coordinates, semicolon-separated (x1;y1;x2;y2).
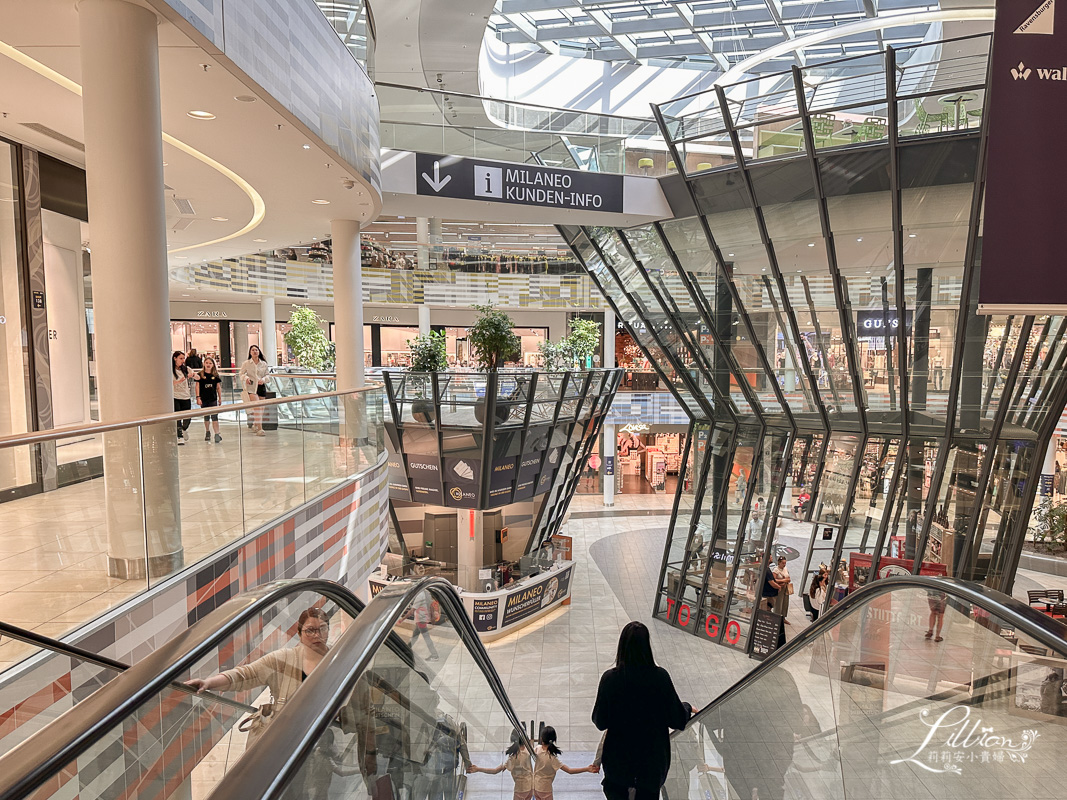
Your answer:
578;424;690;495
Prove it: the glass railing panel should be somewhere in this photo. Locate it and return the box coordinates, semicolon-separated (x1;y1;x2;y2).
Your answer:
669;582;1067;800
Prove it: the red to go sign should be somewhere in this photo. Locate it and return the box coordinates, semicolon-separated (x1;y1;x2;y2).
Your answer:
664;597;741;644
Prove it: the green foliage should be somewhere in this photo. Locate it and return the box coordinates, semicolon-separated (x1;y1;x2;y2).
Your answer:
282;305;331;371
467;304;520;371
538;339;572;372
1030;497;1067;553
565;318;602;364
407;331;448;372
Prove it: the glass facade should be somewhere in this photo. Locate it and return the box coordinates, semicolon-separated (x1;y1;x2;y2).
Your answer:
563;32;1067;654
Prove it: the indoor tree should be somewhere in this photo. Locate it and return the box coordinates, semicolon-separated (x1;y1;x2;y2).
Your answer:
565;317;602;368
467;303;520;371
282;305;331;370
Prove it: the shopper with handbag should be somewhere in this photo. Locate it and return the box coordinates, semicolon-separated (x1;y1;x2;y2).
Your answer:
772;556;793;624
239;344;270;437
185;607;331;744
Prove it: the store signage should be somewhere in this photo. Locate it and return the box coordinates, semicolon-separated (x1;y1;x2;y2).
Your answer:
621;423;650;433
32;290;44;309
855;310;913;338
415;153;624;213
372;315;400;323
472;598;499;632
664;598;742;645
980;0;1067;311
406;453;442;504
889;705;1038;774
196;310;228;318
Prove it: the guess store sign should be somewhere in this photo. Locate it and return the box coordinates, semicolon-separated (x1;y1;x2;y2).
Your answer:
663;597;744;646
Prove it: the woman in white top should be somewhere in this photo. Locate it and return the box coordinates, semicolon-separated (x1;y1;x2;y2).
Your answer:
172;351;193;445
772;555;792;624
239;344;270;436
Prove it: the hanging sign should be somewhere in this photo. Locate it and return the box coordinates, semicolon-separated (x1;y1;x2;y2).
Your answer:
980;0;1067;312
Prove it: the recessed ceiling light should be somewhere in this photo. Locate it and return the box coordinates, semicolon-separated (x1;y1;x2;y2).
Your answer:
312;237;318;240
234;95;257;103
908;233;917;238
807;242;815;247
796;269;802;273
312;199;330;204
253;238;267;243
162;161;168;167
181;293;190;297
856;237;863;242
187;110;216;120
302;144;311;150
728;253;734;257
176;255;188;259
211;216;228;221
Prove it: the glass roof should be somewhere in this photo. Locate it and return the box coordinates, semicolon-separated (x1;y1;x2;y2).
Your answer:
488;0;942;73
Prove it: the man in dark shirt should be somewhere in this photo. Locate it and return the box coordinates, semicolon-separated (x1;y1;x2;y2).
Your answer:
185;348;203;371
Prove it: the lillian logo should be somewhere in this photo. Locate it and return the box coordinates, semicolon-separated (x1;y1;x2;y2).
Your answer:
1012;62;1032;80
890;706;1039;774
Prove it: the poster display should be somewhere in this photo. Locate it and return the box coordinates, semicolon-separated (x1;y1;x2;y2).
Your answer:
500;566;573;627
472;598;499;632
407;453;442;504
750;610;783;660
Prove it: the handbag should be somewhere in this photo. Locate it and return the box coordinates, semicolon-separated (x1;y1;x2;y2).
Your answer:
786;581;795;596
237;696;275;743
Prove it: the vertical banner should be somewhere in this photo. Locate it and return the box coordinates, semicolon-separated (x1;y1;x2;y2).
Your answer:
980;0;1067;311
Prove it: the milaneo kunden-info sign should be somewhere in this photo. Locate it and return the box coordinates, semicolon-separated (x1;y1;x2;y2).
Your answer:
980;0;1066;312
415;153;624;213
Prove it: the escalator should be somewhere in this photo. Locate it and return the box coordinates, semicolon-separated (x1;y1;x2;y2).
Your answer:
0;575;1063;799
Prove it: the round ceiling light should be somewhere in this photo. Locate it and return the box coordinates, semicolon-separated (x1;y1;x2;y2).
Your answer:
234;95;257;103
312;199;330;205
187;110;216;120
211;216;229;221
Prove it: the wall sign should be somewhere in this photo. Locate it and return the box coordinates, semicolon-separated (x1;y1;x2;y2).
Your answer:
980;0;1067;311
472;597;499;632
415;153;624;213
855;310;913;338
372;315;400;323
196;310;228;318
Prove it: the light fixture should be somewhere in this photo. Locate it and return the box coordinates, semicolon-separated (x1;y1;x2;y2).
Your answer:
856;237;863;242
176;255;188;259
312;199;330;204
908;233;917;238
187;110;216;120
807;242;815;247
302;144;311;150
211;216;229;221
162;161;169;167
728;253;734;257
253;238;267;243
234;95;257;103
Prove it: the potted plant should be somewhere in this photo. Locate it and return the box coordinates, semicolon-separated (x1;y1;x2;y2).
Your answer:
406;331;447;423
467;304;520;423
537;339;571;372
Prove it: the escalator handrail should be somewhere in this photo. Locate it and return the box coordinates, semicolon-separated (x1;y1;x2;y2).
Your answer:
678;574;1067;736
0;621;255;716
0;578;367;800
205;576;536;800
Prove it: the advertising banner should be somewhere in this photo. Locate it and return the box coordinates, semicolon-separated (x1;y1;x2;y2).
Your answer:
407;454;442;504
472;598;499;633
980;0;1067;311
500;567;573;628
387;450;412;501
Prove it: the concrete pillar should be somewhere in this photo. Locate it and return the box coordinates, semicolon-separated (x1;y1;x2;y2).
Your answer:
331;220;365;390
79;0;181;578
602;306;615;507
260;295;277;366
418;304;431;336
416;217;429;270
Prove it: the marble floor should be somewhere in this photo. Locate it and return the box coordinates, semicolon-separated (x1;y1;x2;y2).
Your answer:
0;418;368;672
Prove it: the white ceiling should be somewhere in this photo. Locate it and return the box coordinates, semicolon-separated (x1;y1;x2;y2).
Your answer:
0;0;382;300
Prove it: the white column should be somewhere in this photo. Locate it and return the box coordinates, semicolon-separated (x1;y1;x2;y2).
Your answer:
418;304;431;336
602;305;615;507
79;0;181;578
416;217;429;271
260;295;277;366
331;219;365;390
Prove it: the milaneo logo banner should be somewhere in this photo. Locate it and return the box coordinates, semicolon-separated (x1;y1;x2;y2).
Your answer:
980;0;1066;311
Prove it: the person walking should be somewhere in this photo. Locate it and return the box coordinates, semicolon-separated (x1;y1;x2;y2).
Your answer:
239;344;270;436
172;351;193;445
185;347;203;372
409;592;440;661
196;356;223;443
591;621;693;800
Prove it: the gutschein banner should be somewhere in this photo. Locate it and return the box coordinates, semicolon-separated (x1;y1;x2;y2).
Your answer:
980;0;1067;312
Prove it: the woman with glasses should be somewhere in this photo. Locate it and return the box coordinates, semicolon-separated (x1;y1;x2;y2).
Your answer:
185;607;332;741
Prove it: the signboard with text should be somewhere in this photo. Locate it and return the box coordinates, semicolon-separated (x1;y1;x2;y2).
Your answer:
500;568;573;627
472;598;499;632
980;0;1067;311
415;153;624;213
855;310;913;339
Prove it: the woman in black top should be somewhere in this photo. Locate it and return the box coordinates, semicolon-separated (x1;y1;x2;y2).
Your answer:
196;357;223;443
591;621;692;800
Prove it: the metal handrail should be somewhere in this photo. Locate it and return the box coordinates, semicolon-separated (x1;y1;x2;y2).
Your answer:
0;579;367;800
204;577;536;800
0;621;255;716
0;383;381;450
677;575;1067;736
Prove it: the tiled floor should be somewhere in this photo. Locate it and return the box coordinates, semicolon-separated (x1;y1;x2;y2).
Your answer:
0;419;362;671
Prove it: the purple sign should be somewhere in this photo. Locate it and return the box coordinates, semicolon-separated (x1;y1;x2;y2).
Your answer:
980;0;1067;311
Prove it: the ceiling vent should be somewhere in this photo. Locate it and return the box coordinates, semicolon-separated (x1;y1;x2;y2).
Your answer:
172;196;195;216
19;123;85;152
171;218;195;231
